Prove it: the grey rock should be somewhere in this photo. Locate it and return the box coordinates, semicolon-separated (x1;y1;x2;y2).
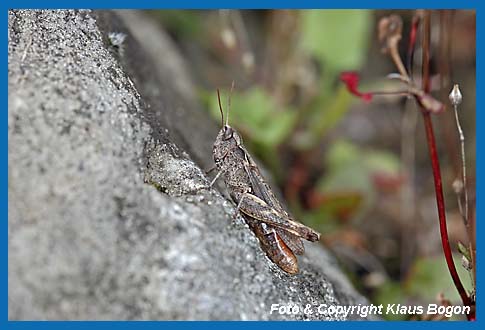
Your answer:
8;9;369;320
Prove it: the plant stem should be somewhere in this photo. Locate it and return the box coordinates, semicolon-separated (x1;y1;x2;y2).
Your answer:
406;12;421;79
439;10;461;177
422;111;471;308
390;43;409;81
422;12;431;91
452;96;476;289
419;11;472;314
453;104;469;224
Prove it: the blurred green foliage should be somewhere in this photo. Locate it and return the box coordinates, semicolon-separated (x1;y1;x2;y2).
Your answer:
374;254;474;320
294;86;355;149
301;10;372;73
319;139;400;200
203;9;374;156
298;10;372;148
208;87;297;148
407;256;473;301
303;139;400;232
153;10;202;38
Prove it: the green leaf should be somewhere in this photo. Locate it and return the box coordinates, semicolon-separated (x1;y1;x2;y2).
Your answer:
253;111;296;147
207;87;296;147
300;10;372;72
405;255;474;304
301;209;338;233
315;140;402;220
316;140;374;218
457;241;471;261
318;162;371;193
154;10;202;38
364;150;401;175
325;139;360;171
306;86;353;146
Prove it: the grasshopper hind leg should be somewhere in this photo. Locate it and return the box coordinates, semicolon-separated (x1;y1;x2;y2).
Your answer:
246;219;299;275
277;229;305;255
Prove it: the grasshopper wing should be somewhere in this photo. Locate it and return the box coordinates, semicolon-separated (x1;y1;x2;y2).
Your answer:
241;150;319;244
238;192;320;242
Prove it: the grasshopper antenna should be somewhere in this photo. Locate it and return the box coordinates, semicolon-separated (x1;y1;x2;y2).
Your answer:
216;88;224;127
226;80;235;126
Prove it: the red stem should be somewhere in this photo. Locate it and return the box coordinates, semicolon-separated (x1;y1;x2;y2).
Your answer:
422;112;472;309
406;13;420;77
420;11;473;318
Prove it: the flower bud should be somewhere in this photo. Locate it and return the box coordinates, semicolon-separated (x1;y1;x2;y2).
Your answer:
449;84;463;106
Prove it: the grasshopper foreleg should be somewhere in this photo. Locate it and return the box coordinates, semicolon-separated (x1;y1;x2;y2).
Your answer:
231;197;245;220
205;166;217;175
209;170;224;187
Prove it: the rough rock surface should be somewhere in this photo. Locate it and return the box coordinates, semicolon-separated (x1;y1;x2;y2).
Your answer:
8;9;369;320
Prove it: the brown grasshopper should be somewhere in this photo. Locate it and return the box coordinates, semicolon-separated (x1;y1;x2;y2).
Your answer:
210;86;320;274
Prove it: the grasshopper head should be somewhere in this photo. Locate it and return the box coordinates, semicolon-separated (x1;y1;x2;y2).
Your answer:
213;124;243;168
213;85;242;168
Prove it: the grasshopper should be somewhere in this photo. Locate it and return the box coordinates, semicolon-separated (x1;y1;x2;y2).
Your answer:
210;85;320;274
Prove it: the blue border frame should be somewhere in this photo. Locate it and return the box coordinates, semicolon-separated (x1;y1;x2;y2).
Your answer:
4;1;480;328
1;1;479;10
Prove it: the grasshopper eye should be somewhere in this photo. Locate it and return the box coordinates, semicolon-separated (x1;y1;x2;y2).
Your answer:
223;126;234;140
